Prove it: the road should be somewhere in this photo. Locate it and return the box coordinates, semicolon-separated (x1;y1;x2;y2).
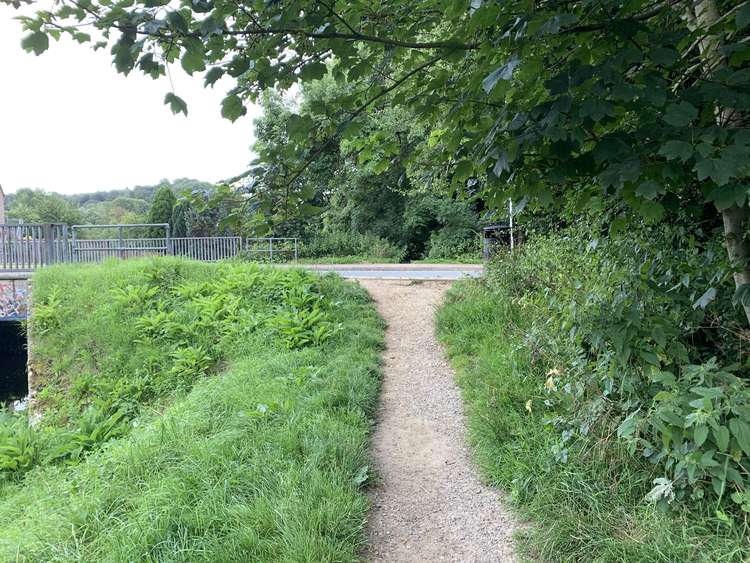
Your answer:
299;263;483;280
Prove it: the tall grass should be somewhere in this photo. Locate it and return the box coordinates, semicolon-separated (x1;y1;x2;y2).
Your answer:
437;280;749;562
0;259;384;561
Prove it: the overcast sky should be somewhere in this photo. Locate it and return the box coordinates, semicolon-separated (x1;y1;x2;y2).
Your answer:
0;8;262;195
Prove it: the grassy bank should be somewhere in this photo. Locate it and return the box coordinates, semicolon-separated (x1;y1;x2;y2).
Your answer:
0;259;383;561
437;239;749;562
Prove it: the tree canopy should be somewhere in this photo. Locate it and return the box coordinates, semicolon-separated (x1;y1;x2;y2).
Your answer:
17;1;750;314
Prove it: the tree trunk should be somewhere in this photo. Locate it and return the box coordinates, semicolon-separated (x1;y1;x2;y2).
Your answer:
691;0;750;325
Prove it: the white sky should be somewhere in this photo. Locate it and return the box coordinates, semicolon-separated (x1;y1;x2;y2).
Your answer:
0;7;262;195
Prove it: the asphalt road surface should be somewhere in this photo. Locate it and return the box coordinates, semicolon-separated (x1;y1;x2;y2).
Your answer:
300;263;483;280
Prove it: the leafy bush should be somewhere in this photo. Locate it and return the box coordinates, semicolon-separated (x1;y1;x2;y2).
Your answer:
491;225;750;511
438;221;750;560
300;231;405;261
426;229;480;261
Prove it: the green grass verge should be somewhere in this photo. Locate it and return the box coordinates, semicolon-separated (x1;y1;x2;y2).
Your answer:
437;280;748;562
0;259;384;561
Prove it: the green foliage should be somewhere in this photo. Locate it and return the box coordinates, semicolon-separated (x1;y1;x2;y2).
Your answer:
146;185;177;236
438;219;750;559
6;188;82;225
0;261;383;560
299;231;405;262
0;259;353;483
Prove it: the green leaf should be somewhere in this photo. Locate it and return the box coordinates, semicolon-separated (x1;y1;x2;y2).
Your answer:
21;31;49;56
694;425;709;448
181;41;206;75
659;140;693;162
287;114;314;140
693;287;717;310
635;180;664;200
714;425;730;452
166;10;188;33
663;102;698;127
729;418;750;456
733;283;750;309
221;94;246;122
299;62;327;81
706;184;748;209
164;92;188;116
482;56;520;94
737;5;750;29
204;67;224;87
453;160;473;182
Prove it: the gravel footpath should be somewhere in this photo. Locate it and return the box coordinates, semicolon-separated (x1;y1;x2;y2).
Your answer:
360;280;518;563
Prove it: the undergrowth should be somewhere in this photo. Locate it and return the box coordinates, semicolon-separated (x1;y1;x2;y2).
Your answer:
0;258;383;561
437;229;750;562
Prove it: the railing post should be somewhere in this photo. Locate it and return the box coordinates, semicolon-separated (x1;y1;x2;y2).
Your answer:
71;228;77;263
165;224;173;256
61;224;69;263
294;238;298;262
269;238;273;263
43;224;54;265
118;225;124;260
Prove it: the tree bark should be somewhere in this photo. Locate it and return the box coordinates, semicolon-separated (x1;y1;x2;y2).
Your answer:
691;0;750;324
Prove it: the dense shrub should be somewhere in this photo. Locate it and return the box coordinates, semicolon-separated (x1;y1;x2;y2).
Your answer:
426;229;481;261
439;222;750;559
487;224;750;512
299;231;405;262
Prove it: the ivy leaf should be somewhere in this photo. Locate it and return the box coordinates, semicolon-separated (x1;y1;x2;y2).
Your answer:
663;102;698;127
221;94;246;122
164;92;188;116
482;55;520;94
21;31;49;56
693;287;717;310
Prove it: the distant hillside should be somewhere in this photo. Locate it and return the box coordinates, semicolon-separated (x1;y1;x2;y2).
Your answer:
5;179;215;226
64;178;214;206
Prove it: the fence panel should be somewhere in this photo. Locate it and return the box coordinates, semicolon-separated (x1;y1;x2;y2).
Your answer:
172;237;242;261
0;224;68;270
1;225;266;270
245;238;298;262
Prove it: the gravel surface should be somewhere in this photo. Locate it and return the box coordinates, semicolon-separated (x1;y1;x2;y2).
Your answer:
360;280;518;563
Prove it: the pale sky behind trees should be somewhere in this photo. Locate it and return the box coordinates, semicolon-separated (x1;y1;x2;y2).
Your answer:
0;8;261;195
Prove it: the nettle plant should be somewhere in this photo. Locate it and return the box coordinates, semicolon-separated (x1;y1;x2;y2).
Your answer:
526;223;750;513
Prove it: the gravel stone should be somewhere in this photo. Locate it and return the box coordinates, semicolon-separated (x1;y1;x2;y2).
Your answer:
360;280;519;563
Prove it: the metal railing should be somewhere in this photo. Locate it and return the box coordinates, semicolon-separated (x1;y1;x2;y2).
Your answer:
0;224;69;270
0;223;296;270
172;237;243;261
245;237;298;262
